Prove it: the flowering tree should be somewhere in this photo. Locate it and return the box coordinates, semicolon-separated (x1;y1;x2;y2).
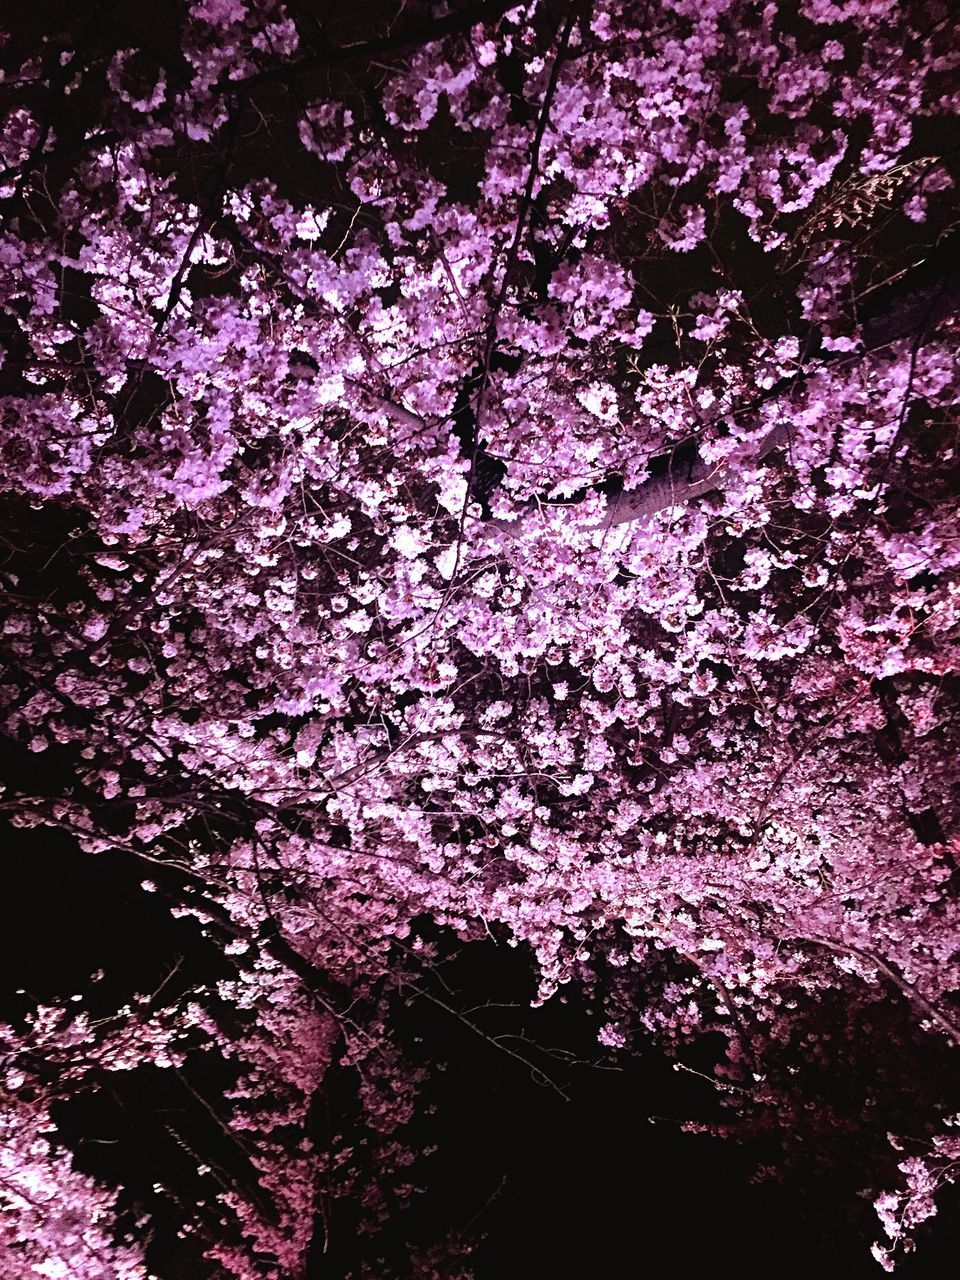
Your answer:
1;0;958;1273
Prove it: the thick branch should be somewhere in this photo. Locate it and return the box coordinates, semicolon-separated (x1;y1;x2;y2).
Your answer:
488;421;790;538
589;421;790;531
487;269;960;539
792;935;960;1045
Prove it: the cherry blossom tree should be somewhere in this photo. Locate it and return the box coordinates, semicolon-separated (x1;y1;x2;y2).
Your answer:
1;0;958;1273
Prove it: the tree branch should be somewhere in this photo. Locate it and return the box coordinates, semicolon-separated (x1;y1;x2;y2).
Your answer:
791;935;960;1046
